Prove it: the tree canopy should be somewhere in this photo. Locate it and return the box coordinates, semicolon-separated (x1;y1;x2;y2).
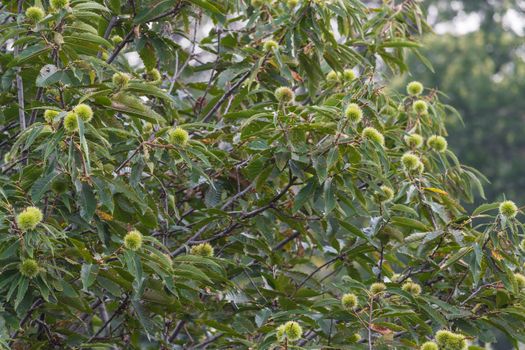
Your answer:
1;0;525;349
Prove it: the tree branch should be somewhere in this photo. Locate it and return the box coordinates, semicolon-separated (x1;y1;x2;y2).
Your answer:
168;319;186;342
106;2;185;64
272;231;300;251
86;294;129;343
171;172;295;256
14;0;26;131
106;28;135;64
294;253;345;292
201;70;250;123
9;298;44;346
188;333;224;349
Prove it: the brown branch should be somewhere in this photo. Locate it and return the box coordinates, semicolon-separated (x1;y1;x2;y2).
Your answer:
86;294;129;343
2;155;28;173
97;16;119;59
106;2;185;64
28;88;44;126
106;29;135;64
272;231;300;251
200;2;310;123
294;253;345;293
201;70;250;123
188;333;224;349
14;0;25;131
9;298;44;346
171;171;295;256
115;142;143;174
196;27;221;115
168;319;186;342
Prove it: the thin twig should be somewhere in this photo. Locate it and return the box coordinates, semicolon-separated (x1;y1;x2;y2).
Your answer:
9;298;44;345
197;27;222;115
106;29;135;64
35;318;53;342
2;156;28;173
168;319;186;342
115;142;143;174
200;2;310;123
297;330;317;346
294;253;345;292
171;172;295;256
28;88;44;125
460;282;497;306
14;0;25;131
220;184;254;210
368;298;373;350
170;12;200;88
106;2;185;64
272;231;300;251
189;333;224;349
98;16;119;59
377;244;384;281
86;295;129;343
0;121;17;133
201;70;250;123
190;175;296;244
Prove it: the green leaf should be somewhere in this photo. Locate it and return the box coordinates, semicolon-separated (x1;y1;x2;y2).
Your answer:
139;43;157;71
8;44;51;68
133;0;177;24
441;247;474;270
323;178;336;214
64;33;112;49
0;241;19;260
379;40;422;48
76;182;97;221
81;263;99;291
110;94;165;123
78;119;91;173
30;170;58;202
73;1;110;12
125;82;172;103
173;264;213;284
391;216;432;231
293;180;317;213
15;277;29;310
472;202;499;216
187;0;225;20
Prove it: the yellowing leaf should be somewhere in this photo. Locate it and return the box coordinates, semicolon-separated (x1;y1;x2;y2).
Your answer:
96;210;113;221
423;187;448;195
371;324;393;335
492;250;503;261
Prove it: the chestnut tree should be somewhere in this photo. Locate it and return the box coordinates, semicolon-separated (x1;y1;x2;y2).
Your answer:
1;0;525;349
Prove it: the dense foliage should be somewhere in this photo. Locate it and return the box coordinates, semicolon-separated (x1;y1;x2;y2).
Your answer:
406;29;525;203
1;0;525;349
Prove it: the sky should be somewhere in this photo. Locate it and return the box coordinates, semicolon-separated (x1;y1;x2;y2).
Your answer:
428;3;525;36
